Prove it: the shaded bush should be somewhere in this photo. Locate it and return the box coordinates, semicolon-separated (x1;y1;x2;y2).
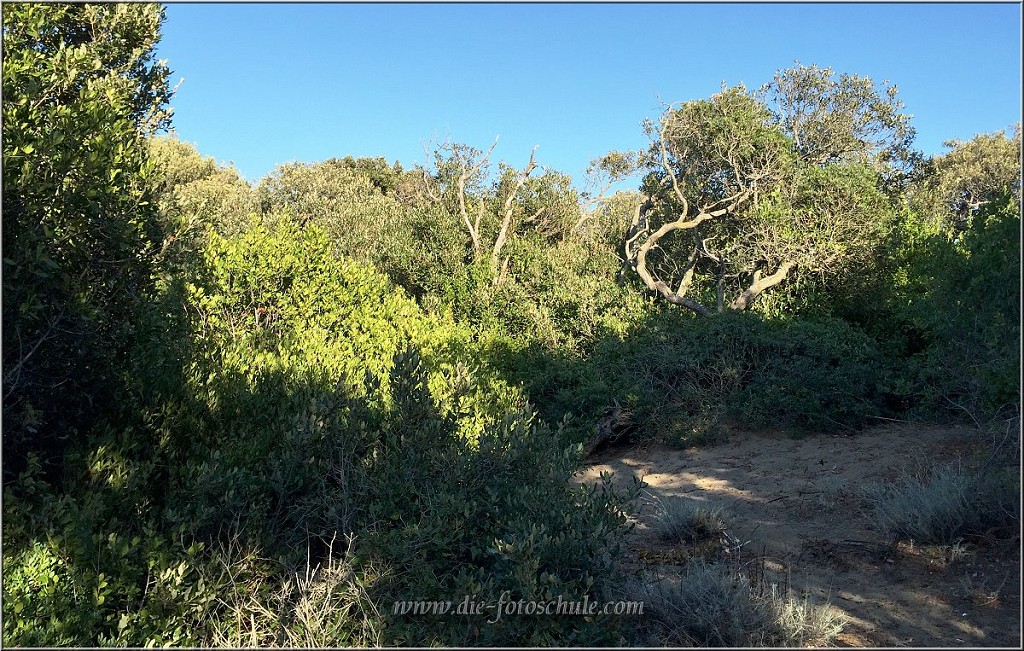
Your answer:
492;308;890;447
889;194;1021;421
864;461;1020;544
627;560;844;647
2;2;171;473
3;217;638;646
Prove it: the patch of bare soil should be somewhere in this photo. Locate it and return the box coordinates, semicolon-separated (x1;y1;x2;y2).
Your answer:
575;423;1021;647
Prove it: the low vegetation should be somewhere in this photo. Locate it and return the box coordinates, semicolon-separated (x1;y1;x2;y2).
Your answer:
3;3;1019;646
654;499;730;544
864;459;1020;545
629;560;846;647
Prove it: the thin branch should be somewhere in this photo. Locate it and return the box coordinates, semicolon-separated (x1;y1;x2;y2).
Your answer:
492;145;538;271
419;141;442;203
456;136;499;258
659;110;690;218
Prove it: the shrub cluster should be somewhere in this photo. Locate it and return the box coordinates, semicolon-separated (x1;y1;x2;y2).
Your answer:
3;5;1019;645
493;308;891;447
3;217;640;645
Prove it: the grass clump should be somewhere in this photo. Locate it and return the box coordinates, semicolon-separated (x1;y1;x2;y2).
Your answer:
628;560;845;647
761;584;847;647
864;461;1020;545
207;536;385;648
655;499;730;544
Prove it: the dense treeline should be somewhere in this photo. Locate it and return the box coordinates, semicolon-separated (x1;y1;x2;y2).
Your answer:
3;4;1020;645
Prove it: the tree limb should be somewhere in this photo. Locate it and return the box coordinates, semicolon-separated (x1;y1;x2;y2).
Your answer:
730;261;796;310
456;136;499;258
631;201;714;316
492;145;538;271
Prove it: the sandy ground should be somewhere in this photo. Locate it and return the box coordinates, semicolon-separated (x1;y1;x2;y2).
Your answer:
574;422;1021;647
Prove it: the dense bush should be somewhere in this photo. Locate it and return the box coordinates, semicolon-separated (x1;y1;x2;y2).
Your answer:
2;2;171;471
887;194;1021;420
148;135;256;243
3;217;637;646
3;7;1018;645
254;157;472;307
491;308;891;446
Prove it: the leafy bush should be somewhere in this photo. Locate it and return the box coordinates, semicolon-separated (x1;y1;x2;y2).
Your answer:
3;216;638;646
888;194;1021;421
254;157;471;306
2;2;171;470
148;135;256;246
646;311;881;436
487;307;890;448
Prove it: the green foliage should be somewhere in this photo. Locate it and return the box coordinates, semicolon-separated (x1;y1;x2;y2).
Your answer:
749;163;898;318
2;13;1016;644
147;135;255;246
485;235;650;351
3;215;636;646
912;125;1021;231
488;308;889;448
2;2;172;470
635;65;912;317
254;157;470;304
888;193;1021;419
760;63;916;174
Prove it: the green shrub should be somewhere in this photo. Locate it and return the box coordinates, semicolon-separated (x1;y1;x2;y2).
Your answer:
488;307;889;447
615;310;885;439
886;194;1020;421
2;2;171;470
4;215;638;646
734;316;888;431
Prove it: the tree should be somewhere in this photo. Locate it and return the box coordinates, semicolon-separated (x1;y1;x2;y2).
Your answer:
759;63;915;172
625;65;907;316
2;3;171;467
573;151;639;234
913;125;1022;232
421;138;541;277
147;135;255;266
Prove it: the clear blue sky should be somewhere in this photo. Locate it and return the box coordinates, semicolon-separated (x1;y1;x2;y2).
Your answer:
157;2;1022;186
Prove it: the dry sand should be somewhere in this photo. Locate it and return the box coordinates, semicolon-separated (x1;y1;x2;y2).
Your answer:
574;422;1021;647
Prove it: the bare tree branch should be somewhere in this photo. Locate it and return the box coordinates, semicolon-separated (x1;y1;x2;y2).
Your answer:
456;136;499;258
491;145;538;271
729;260;797;310
660;110;690;218
630;200;714;316
419;141;442;203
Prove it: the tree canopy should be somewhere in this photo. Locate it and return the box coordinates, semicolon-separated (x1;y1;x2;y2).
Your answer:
625;65;910;316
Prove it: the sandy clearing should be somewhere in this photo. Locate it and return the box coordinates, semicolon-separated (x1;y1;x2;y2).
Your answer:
574;423;1021;647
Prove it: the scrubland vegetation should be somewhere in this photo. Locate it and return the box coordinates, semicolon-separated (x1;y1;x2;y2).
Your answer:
3;4;1020;646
